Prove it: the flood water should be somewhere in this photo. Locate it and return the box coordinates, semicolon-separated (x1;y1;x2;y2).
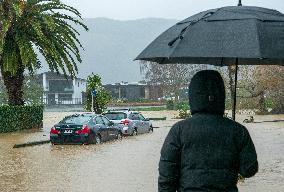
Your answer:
0;112;284;192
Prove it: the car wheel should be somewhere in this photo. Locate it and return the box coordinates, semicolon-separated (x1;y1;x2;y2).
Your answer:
132;128;138;136
149;126;154;133
95;134;102;144
87;132;96;144
117;132;123;140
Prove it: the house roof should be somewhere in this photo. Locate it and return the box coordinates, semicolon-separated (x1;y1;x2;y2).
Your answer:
39;71;86;81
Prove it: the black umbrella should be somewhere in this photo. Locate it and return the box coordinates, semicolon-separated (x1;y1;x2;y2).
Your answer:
136;2;284;120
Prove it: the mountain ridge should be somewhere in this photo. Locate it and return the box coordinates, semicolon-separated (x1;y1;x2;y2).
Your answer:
39;17;178;83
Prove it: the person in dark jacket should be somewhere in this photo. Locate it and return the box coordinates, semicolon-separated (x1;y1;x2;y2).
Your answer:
158;70;258;192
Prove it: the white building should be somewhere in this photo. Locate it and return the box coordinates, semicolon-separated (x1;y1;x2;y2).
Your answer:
40;72;86;105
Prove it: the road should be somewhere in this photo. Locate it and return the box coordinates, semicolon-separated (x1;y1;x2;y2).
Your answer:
0;111;283;192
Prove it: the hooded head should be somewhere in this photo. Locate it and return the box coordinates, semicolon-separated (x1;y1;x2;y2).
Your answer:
188;70;225;115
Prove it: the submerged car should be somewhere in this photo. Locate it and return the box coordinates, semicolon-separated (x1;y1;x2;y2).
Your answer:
103;109;153;136
50;113;122;144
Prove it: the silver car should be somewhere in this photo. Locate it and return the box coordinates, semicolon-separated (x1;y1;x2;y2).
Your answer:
103;109;153;136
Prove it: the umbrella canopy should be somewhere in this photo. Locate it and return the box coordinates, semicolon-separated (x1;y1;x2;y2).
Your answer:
136;6;284;66
136;5;284;120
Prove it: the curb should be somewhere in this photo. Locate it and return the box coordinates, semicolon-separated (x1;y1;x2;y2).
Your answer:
149;117;167;120
13;140;50;148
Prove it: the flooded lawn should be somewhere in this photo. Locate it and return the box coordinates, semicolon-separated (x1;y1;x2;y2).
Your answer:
0;112;283;192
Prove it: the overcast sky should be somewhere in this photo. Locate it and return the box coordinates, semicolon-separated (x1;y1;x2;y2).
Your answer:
61;0;284;20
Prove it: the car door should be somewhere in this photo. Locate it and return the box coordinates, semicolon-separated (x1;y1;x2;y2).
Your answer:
94;116;108;141
102;116;117;141
138;113;148;133
129;113;142;133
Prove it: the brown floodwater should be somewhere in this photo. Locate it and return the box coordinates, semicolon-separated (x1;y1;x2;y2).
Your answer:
0;112;283;192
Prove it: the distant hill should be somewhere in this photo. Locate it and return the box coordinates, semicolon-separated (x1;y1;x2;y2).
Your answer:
39;18;177;84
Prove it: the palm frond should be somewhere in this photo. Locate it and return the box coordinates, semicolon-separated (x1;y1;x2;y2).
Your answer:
0;0;88;77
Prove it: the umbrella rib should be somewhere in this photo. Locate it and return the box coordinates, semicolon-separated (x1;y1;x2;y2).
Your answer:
168;11;218;47
254;20;263;59
177;10;218;25
221;9;284;18
168;27;187;46
206;17;284;22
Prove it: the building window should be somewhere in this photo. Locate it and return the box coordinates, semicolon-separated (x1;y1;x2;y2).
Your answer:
49;80;73;92
58;94;73;104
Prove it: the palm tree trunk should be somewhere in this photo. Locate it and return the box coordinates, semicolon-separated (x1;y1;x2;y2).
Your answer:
0;64;25;105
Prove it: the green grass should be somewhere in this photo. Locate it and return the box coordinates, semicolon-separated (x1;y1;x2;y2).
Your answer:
134;106;167;111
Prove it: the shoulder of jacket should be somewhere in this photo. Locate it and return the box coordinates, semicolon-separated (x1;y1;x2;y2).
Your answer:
224;117;249;132
171;118;193;131
174;118;191;126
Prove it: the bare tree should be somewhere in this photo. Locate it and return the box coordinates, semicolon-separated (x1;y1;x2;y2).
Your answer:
256;66;284;114
141;63;207;100
233;65;283;114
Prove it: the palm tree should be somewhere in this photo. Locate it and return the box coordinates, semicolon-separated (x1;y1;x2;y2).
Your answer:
0;0;88;105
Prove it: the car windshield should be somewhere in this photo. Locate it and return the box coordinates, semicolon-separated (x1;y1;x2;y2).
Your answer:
60;115;91;125
104;112;127;120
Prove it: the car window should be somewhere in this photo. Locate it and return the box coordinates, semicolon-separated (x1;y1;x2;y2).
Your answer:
138;114;145;121
95;116;104;124
129;113;140;120
102;116;111;125
60;115;91;125
104;112;127;120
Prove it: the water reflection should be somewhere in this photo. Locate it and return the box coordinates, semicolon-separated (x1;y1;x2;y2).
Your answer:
0;114;283;192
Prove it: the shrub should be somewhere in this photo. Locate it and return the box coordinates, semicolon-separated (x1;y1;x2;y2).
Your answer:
178;109;191;119
166;100;174;110
85;73;111;113
0;105;43;133
135;106;166;111
176;101;189;110
177;101;190;119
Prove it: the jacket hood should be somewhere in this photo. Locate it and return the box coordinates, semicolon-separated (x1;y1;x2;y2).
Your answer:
189;70;225;115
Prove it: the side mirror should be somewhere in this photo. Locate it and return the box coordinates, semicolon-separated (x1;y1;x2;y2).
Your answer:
144;118;150;121
109;121;114;126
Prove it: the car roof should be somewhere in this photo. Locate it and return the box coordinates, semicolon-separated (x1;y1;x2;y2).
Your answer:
80;112;97;116
64;113;99;118
104;110;140;114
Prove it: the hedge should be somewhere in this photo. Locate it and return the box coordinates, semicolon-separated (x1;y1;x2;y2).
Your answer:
0;105;43;133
